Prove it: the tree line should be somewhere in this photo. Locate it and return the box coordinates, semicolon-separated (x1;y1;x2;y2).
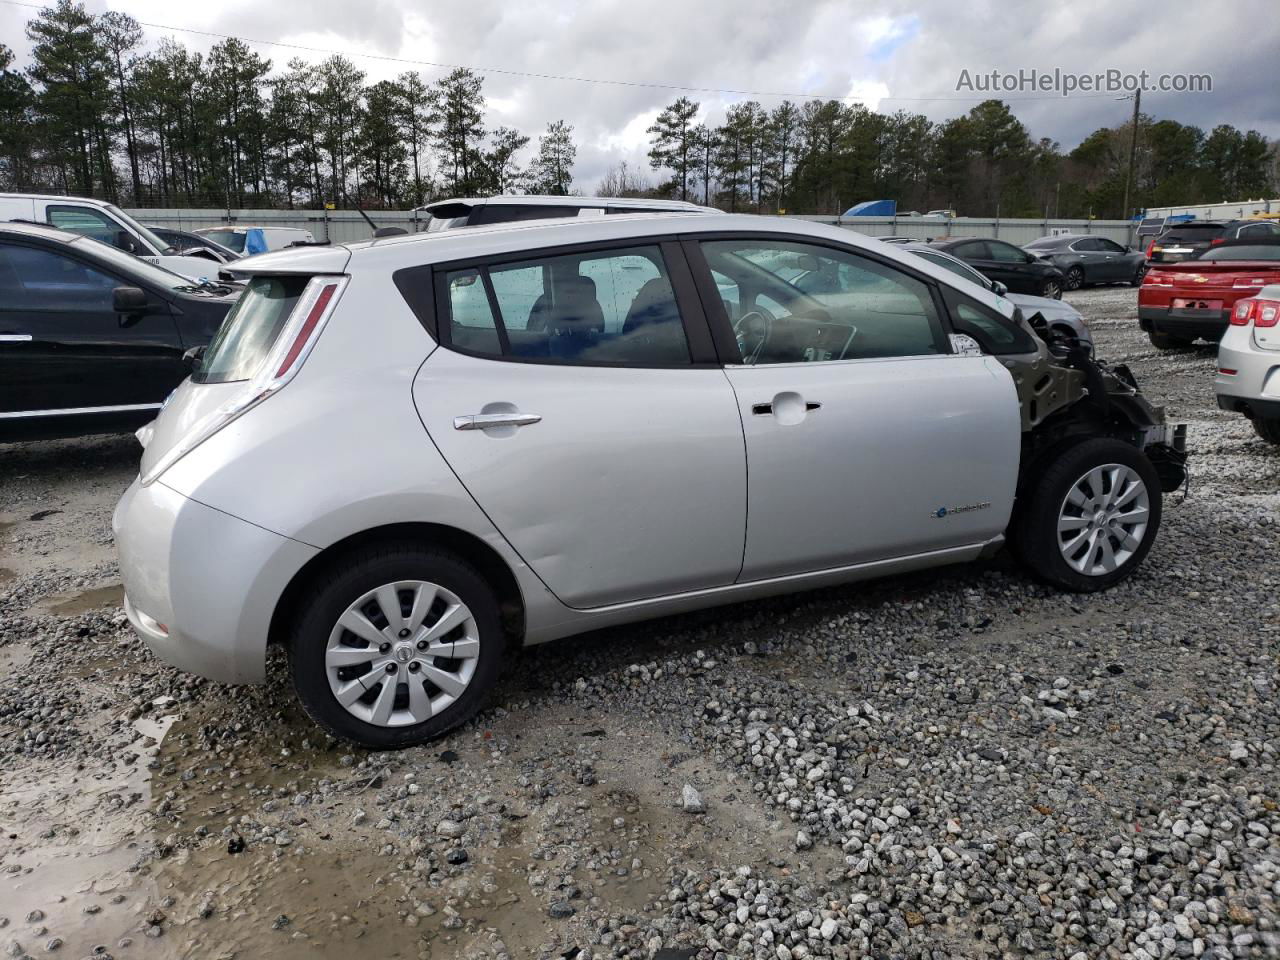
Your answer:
642;95;1278;219
1;0;1276;217
0;0;577;208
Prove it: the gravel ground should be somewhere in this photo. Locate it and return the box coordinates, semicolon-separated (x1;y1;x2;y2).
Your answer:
1;286;1278;960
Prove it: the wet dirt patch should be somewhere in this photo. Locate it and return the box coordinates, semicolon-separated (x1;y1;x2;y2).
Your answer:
31;582;124;617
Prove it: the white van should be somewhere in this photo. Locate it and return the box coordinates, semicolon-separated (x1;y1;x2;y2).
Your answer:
0;193;224;281
193;225;315;254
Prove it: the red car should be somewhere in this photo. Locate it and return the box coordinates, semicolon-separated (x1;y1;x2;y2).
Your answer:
1139;237;1280;349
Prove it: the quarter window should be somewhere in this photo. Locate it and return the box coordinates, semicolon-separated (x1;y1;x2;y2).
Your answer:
700;239;946;364
442;245;691;365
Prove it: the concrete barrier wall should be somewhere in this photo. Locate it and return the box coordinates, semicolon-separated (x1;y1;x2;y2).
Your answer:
126;208;1138;248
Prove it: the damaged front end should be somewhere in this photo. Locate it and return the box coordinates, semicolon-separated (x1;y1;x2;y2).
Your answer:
1006;310;1188;493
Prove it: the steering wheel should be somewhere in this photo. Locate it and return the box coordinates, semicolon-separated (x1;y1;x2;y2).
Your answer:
733;309;774;364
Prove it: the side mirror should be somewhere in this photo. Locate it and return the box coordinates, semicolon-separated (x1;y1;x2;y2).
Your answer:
991;280;1008;296
182;344;206;372
115;231;139;254
1025;252;1037;264
113;286;148;326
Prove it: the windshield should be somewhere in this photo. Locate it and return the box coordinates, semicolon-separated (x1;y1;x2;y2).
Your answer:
71;236;217;293
193;274;310;384
1197;245;1280;262
106;204;173;255
1160;225;1223;243
200;229;247;253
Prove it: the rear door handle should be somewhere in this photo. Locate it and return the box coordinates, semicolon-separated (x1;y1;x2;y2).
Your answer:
453;412;542;431
0;334;33;342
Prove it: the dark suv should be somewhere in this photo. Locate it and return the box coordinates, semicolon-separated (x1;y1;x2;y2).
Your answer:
1147;219;1280;263
0;222;239;442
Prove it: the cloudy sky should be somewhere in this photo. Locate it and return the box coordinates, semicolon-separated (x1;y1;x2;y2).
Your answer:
3;0;1277;189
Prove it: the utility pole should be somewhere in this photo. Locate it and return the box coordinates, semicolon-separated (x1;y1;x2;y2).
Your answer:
1121;89;1141;221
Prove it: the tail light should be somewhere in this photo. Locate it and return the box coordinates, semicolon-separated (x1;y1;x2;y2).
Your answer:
1234;278;1267;289
1144;271;1172;286
1210;236;1225;245
1145;240;1156;259
141;276;347;486
1232;297;1280;328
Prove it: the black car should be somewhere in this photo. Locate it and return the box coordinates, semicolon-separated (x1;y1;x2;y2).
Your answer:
1023;234;1147;290
146;225;242;264
1147;219;1280;264
0;222;240;442
928;237;1066;299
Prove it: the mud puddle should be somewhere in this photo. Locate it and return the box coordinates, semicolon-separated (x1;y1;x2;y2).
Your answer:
27;582;124;617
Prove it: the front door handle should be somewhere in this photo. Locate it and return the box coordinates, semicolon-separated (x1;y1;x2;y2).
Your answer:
453;412;542;431
752;400;821;415
0;334;33;342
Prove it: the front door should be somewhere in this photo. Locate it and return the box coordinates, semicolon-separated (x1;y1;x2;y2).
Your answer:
413;240;747;609
0;240;184;417
692;235;1019;580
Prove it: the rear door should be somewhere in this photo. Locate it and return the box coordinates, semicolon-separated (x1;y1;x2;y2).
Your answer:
411;238;747;609
1070;237;1107;281
688;234;1018;581
0;239;184;418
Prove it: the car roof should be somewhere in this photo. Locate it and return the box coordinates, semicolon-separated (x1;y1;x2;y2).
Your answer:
416;195;717;216
0;220;79;243
0;192;115;208
194;225;309;233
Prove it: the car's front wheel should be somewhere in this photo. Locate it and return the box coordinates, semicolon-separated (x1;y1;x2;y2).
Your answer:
1129;263;1146;286
289;545;505;749
1013;438;1162;592
1253;417;1280;445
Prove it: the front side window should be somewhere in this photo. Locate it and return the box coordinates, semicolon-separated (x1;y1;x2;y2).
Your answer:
0;243;119;310
952;241;989;260
700;239;946;364
194;274;310;383
47;206;124;248
1096;238;1127;253
442;245;691;365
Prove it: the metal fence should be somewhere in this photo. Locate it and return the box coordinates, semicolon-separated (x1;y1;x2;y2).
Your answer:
125;208;1138;248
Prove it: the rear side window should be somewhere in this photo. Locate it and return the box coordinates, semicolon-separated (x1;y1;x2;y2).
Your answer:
194;274;309;383
441;245;691;365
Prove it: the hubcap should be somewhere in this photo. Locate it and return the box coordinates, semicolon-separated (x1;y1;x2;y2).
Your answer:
1057;463;1150;576
324;580;480;728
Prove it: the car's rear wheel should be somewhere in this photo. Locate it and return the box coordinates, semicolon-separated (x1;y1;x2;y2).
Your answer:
1040;277;1063;300
1013;438;1162;592
1148;330;1194;350
289;545;505;749
1253;417;1280;445
1064;266;1085;291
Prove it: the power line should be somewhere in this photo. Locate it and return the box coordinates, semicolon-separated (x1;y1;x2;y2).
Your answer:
0;0;1128;104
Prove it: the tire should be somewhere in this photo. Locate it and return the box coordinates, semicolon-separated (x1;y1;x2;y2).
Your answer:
1129;263;1146;286
1039;277;1063;300
1253;417;1280;445
289;544;506;749
1064;266;1085;291
1013;438;1162;593
1148;329;1194;350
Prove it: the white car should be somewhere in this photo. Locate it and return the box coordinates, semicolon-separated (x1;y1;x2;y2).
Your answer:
0;193;225;282
1215;283;1280;443
113;213;1185;748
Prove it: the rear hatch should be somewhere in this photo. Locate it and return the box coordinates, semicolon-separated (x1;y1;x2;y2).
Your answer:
138;247;349;484
1149;224;1225;263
